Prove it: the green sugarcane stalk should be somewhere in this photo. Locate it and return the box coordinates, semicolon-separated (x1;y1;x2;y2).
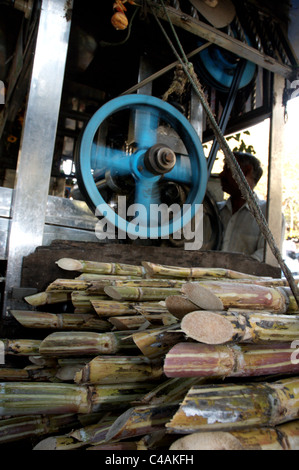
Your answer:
10;310;111;331
24;291;71;306
56;258;145;276
0;412;103;445
169;420;299;450
180;309;299;344
75;355;163;385
1;339;41;356
142;261;264;280
166;377;299;433
39;331;136;357
104;285;181;301
0;382;152;416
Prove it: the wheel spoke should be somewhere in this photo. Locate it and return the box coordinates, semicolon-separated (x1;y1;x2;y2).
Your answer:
163;155;193;185
91;144;132;178
134;106;160;149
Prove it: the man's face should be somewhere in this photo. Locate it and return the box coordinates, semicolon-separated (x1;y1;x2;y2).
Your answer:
219;161;241;196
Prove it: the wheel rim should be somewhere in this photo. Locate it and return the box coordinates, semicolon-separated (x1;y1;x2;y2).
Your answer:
75;94;208;239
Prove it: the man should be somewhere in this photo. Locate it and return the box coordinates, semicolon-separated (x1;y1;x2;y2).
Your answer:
217;151;285;262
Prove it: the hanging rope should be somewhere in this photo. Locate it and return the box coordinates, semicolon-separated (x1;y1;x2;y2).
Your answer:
149;0;299;307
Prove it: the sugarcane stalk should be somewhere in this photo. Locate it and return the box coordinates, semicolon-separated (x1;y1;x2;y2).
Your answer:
91;300;166;317
135;377;210;406
1;339;41;356
34;417;117;450
74;356;163;385
108;315;149;330
10;310;111;331
71;291;108;308
33;436;85;450
0;413;103;445
182;281;289;313
169;420;299;450
142;261;264;280
0;365;58;383
76;273;141;281
104;285;181;301
0;382;152;416
164;342;299;378
105;403;179;442
24;291;71;306
134;310;178;326
180;309;299;344
165;295;199;319
45;279;92;292
132;325;184;359
56;258;145;276
166;377;299;433
38;331;135;357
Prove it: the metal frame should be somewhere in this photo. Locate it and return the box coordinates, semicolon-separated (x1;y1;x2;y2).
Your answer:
1;0;293;321
3;0;73;316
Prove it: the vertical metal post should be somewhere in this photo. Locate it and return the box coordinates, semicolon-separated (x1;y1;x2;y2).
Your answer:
3;0;73;316
265;73;285;266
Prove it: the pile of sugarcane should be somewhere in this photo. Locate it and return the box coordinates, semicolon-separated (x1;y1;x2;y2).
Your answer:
1;258;299;450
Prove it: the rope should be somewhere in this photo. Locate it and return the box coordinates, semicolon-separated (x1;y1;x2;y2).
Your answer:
149;0;299;307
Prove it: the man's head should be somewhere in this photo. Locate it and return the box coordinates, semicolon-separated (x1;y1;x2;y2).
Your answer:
220;152;263;197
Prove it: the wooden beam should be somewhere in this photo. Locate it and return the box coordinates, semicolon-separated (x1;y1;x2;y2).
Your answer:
137;1;295;79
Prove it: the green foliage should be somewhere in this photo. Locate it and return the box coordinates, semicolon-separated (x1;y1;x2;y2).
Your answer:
226;131;256;154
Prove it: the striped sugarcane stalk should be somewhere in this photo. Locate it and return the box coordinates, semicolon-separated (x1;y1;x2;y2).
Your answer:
10;310;111;331
136;377;210;406
165;295;199;319
180;309;299;344
0;412;103;445
166;377;299;433
91;300;167;317
38;331;137;357
104;285;181;301
1;338;41;356
108;315;149;330
45;279;92;292
169;420;299;450
74;355;163;385
181;281;289;313
34;416;117;450
71;291;108;308
105;403;179;442
24;291;71;306
86;279;186;295
133;309;178;326
56;258;145;276
0;382;152;416
75;273;141;281
132;325;184;359
163;342;299;378
142;261;264;280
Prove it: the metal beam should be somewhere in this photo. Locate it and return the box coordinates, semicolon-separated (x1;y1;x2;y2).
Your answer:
265;74;285;266
3;0;73;316
137;1;295;79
